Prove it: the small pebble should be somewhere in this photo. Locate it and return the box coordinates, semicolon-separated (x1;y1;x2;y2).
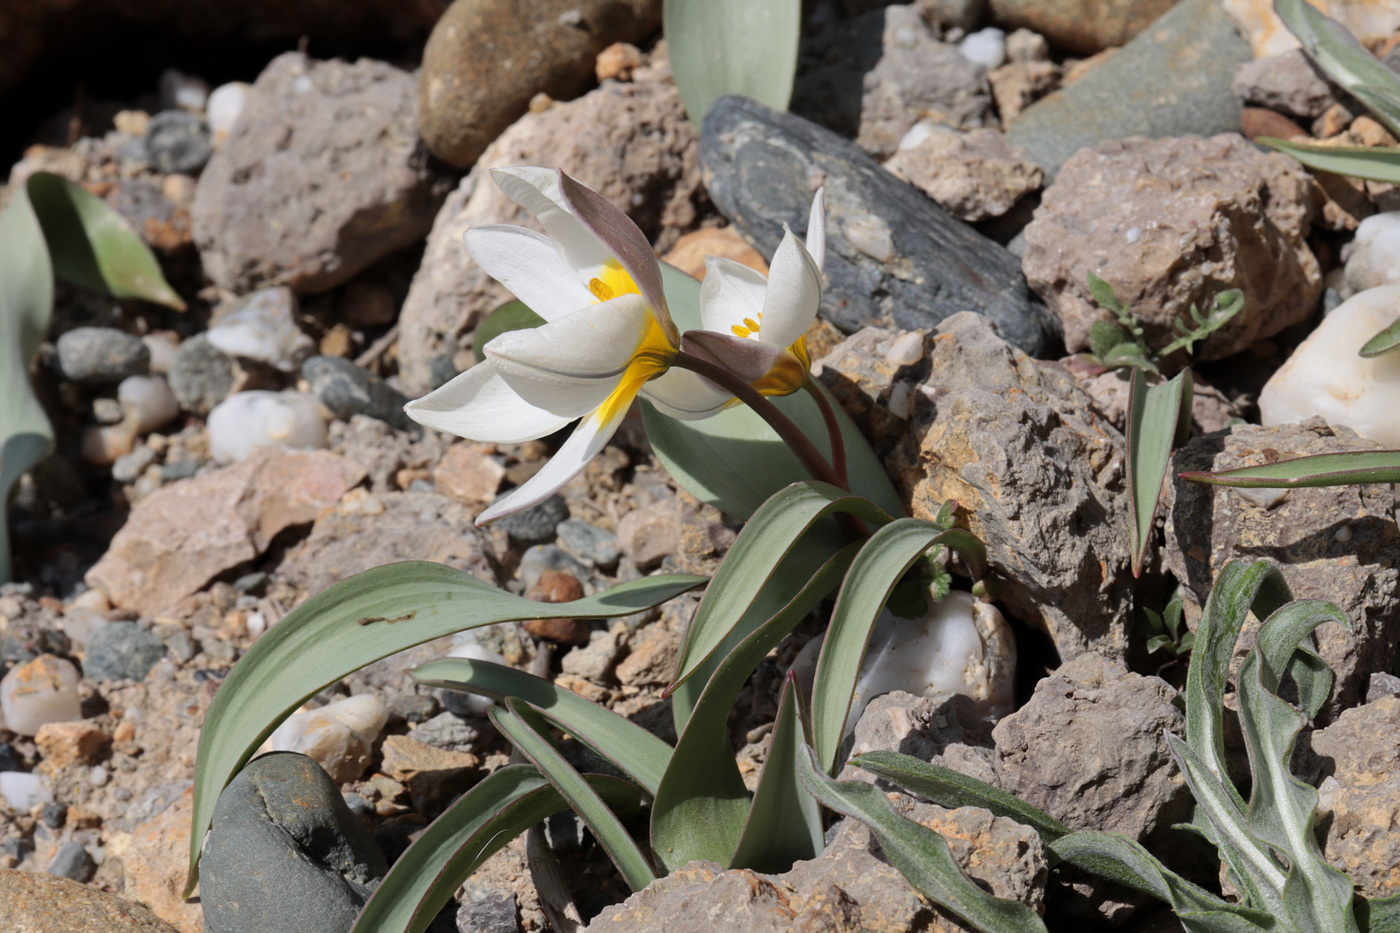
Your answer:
39;801;66;829
143;110;213;174
302;355;413;430
111;445;159;485
55;328;149;386
92;397;125;425
959;27;1007;69
168;334;236;416
82;621;167;682
141;333;180;374
495;494;569;548
262;695;389;784
207;390;328;464
89;766;110;787
343;791;373;815
161;459;199;482
1343;212;1400;295
206;81;251;146
80;424;136;466
47;840;95;881
410;712;480;752
518;545;591;592
0;655;81;737
556;520;621;569
207;287;312;372
0;771;53;810
117;375;181;434
233;572;269;595
0;744;20;772
159;68;210;112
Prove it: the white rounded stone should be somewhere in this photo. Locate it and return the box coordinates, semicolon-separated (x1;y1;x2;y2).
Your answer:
0;654;82;737
844;590;1016;738
0;772;53;812
206;287;312;372
262;695;388;784
1259;284;1400;446
159;68;210;112
207;82;251;146
1344;213;1400;296
959;27;1007;70
80;423;136;466
141;332;180;374
207;390;328;464
118;375;180;435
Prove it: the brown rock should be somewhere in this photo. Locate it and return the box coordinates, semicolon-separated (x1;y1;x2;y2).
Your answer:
616;500;680;571
523;569;590;644
988;59;1061;123
887;314;1134;662
193;53;450;295
278;490;496;594
1023;134;1323;363
418;0;663;168
432;442;506;508
398;72;700;393
1303;697;1400;897
988;0;1178;55
1165;420;1400;717
86;448;366;615
883;127;1042;222
595;42;644;82
34;721;110;770
661;226;769;280
1240;107;1310;143
379;734;479;813
120;787;203;933
0;868;181;933
615;614;682;688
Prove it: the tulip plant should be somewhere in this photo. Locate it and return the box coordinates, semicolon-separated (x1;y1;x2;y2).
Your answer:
187;168;997;932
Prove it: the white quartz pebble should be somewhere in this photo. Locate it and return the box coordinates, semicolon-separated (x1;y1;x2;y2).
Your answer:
207;82;251;146
207;390;328;464
0;772;53;812
844;591;1016;738
262;695;388;783
1259;284;1400;446
159;68;210;112
141;332;180;375
118;375;180;435
1344;212;1400;296
0;654;82;737
206;287;312;372
959;27;1007;70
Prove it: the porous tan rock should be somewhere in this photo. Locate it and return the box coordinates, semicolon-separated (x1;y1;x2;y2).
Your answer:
1165;419;1400;716
884;127;1042;222
418;0;662;168
34;721;110;770
85;448;366;615
988;0;1178;54
1023;134;1323;363
120;788;203;933
0;868;181;933
432;442;505;509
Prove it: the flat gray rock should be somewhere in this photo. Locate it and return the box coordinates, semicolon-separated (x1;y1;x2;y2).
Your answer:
700;95;1058;358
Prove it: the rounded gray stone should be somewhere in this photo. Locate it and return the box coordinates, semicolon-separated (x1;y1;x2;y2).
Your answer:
144;110;213;174
55;328;149;386
494;494;569;548
168;333;235;416
82;621;167;682
302;355;413;430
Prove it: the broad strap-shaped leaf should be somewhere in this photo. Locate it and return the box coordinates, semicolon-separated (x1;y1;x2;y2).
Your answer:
1237;604;1357;933
669;481;890;731
1126;367;1191;577
351;765;642;933
25;172;185;309
729;673;824;872
413;656;672;796
666;0;800;127
1049;832;1275;933
0;177;55;584
492;699;657;891
1180;450;1400;489
810;517;984;773
851;751;1071;846
1168;733;1288;916
1260;137;1400;185
187;562;702;894
647;265;905;521
651;541;861;873
798;746;1048;933
1274;0;1400;139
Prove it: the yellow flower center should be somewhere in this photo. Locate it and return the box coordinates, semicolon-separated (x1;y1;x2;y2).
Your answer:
750;336;810;397
588;261;641;303
594;312;676;426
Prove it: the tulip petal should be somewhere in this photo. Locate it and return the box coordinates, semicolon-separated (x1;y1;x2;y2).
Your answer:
641;367;733;420
682;330;789;384
759;225;822;351
486;294;667;417
404;360;573;444
476;405;626;524
463;225;595;321
490;167;614;276
805;188;826;273
699;257;768;338
558;171;677;345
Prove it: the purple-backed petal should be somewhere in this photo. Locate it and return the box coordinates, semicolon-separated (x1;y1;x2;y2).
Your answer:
557;171;677;345
681;330;793;384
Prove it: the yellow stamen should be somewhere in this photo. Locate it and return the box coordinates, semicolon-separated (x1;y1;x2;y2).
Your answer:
731;323;753;338
589;260;640;304
594;313;675;426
